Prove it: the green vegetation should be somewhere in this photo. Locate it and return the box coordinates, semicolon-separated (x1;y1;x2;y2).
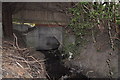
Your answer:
63;2;120;58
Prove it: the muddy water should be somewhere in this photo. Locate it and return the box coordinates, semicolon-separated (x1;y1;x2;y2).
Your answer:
40;50;69;80
39;50;89;80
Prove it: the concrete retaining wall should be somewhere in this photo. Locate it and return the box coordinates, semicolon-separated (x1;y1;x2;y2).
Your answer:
13;24;63;50
13;3;69;24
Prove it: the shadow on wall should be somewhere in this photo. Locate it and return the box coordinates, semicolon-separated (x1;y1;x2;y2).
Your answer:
26;26;63;51
13;24;62;50
36;36;60;50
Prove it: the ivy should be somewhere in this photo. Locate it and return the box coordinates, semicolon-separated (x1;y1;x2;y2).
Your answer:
63;2;120;58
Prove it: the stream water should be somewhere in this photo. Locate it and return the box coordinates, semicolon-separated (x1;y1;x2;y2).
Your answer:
39;50;89;80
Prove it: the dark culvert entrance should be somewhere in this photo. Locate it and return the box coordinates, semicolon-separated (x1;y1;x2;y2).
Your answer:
36;37;89;80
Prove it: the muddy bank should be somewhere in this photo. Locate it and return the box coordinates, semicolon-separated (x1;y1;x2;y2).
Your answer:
64;29;119;78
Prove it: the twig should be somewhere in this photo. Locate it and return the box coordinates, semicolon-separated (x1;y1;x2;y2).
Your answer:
16;61;24;68
8;55;25;60
27;56;49;79
15;59;46;63
13;33;27;51
83;4;90;11
27;56;43;66
91;25;96;43
46;72;52;80
86;70;94;78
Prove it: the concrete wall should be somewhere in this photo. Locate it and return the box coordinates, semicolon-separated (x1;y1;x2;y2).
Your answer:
13;24;29;32
13;3;70;25
12;3;69;50
26;26;63;50
13;24;63;50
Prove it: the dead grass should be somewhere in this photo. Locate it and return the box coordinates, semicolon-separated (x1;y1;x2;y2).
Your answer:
2;40;47;78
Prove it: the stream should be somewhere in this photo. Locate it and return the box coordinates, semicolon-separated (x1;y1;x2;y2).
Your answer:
38;49;89;80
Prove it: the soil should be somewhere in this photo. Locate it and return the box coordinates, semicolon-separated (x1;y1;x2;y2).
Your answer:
64;27;119;78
